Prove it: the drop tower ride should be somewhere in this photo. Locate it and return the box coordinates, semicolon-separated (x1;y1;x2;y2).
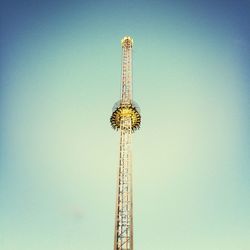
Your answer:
110;36;141;250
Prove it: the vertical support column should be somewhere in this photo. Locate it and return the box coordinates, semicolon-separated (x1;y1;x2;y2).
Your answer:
121;40;133;105
114;36;135;250
114;116;133;250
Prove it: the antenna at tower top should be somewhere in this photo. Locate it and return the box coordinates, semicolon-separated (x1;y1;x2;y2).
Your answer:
121;36;133;48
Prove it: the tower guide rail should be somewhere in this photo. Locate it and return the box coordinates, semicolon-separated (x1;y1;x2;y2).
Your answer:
110;36;141;250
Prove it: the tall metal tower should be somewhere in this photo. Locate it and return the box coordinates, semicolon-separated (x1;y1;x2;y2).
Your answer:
110;36;141;250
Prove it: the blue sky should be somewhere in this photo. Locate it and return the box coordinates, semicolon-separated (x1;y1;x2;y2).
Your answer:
1;0;250;249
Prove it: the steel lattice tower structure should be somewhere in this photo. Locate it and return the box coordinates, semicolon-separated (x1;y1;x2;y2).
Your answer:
110;36;141;250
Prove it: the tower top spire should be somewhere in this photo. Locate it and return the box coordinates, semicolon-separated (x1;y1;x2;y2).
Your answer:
121;36;133;48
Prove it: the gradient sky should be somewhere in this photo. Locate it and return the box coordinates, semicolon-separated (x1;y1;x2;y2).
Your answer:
1;0;250;249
